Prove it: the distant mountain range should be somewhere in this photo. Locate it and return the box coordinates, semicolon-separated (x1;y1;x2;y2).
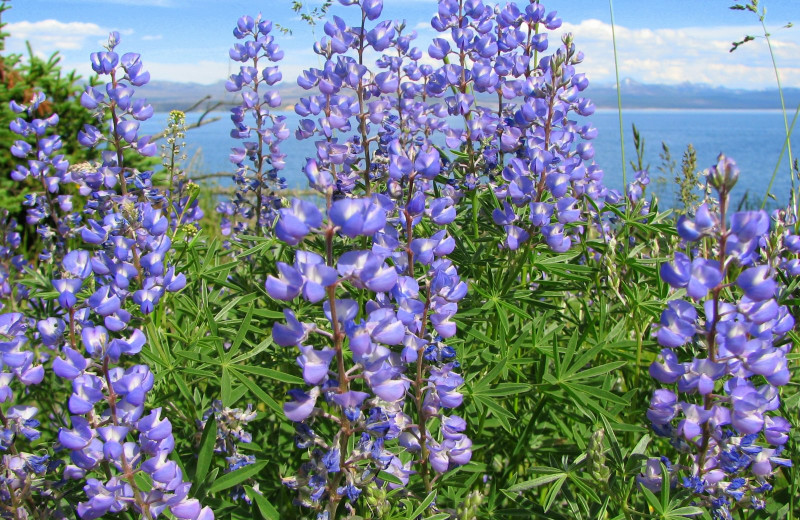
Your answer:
138;78;800;112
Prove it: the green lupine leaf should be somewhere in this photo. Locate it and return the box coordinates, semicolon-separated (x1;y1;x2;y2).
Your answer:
377;470;404;486
208;460;268;494
194;415;216;485
245;485;280;520
232;369;284;416
505;472;566;493
478;382;531;397
667;506;704;517
407;491;437;519
235;364;304;385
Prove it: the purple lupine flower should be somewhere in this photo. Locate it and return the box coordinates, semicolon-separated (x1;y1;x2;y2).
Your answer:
265;262;304;301
284;387;319;422
736;266;776;301
648;156;793;511
656;300;697;348
273;309;310;347
276;199;323;245
649;348;685;384
330;198;387;238
297;346;336;385
53;279;83;309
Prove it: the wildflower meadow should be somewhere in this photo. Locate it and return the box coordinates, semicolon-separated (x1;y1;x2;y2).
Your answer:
0;0;798;519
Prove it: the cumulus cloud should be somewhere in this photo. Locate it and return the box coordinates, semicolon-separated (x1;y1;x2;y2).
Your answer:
141;60;231;84
553;19;800;89
8;15;799;89
413;18;800;89
65;0;174;5
7;19;109;52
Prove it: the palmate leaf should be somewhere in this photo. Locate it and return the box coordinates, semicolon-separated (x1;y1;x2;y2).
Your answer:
667;507;705;518
640;484;663;515
472;358;507;392
478;382;532;397
456;320;495;346
221;367;233;407
561;361;627;382
473;395;514;432
214;292;260;322
225;304;254;360
504;455;599;514
541;475;567;513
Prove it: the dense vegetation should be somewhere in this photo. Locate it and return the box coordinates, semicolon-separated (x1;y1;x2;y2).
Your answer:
0;1;797;520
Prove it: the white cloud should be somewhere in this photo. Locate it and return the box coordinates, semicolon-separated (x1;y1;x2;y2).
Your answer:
48;58;230;85
69;0;174;6
143;60;231;84
110;0;173;5
11;15;799;90
552;19;800;89
409;17;800;89
7;19;109;52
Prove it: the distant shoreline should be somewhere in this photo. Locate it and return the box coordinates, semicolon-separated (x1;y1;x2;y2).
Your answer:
149;105;799;114
139;79;800;113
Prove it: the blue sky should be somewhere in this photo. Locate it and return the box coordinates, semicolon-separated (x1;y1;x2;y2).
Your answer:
5;0;800;89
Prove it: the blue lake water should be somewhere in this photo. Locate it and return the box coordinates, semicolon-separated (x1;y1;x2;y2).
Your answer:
141;108;799;209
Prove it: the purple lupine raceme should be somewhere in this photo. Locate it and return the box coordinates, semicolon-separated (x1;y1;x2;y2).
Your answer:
424;0;616;254
8;94;75;262
294;1;438;199
645;155;793;519
63;32;209;520
217;15;288;240
265;4;471;516
0;32;212;520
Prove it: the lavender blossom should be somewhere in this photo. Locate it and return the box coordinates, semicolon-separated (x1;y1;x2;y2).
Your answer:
647;155;792;518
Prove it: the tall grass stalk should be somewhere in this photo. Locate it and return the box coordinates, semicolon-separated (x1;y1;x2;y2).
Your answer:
760;17;797;215
608;0;626;188
762;102;800;210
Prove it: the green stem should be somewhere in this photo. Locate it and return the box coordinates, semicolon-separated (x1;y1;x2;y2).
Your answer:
760;18;796;215
762;102;800;209
608;0;626;189
633;320;643;392
472;189;479;239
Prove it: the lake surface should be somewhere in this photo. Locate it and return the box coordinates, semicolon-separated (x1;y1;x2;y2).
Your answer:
140;108;799;209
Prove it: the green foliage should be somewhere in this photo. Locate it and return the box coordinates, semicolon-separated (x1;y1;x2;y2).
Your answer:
0;2;98;214
629;124;648;173
2;2;798;519
676;144;700;216
119;140;699;519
